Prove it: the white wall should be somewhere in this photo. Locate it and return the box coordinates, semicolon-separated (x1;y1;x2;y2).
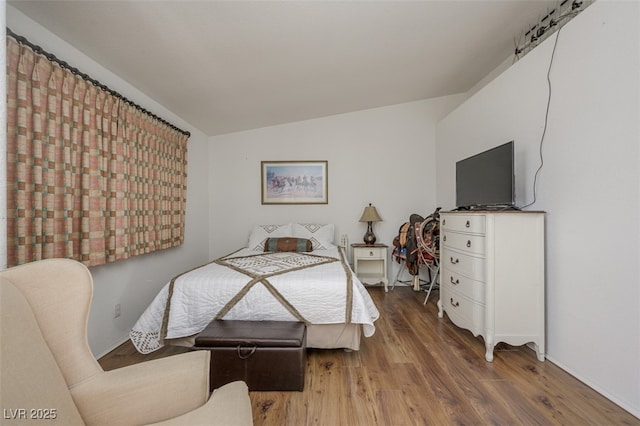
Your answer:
436;1;639;417
209;97;464;283
7;2;638;415
6;6;212;358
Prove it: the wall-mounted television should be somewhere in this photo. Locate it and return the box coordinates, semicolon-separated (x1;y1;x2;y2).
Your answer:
455;141;515;209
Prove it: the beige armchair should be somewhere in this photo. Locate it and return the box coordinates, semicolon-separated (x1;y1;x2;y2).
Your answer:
0;258;253;425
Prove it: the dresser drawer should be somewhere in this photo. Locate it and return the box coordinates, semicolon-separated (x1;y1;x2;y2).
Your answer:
443;289;485;334
441;231;485;255
442;269;485;304
354;246;386;259
441;248;485;281
441;214;485;234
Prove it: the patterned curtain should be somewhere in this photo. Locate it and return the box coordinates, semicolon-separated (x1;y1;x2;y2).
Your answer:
6;37;188;268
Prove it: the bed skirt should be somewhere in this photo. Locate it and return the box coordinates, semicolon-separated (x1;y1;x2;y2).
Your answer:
166;323;362;351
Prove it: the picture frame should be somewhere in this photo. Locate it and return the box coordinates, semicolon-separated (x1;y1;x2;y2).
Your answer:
261;161;328;205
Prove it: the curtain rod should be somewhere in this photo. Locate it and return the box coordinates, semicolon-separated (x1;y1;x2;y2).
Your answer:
6;27;191;138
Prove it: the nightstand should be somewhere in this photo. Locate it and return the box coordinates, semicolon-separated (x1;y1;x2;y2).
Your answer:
351;243;389;291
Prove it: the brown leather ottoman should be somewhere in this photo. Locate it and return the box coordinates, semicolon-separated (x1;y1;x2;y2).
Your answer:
194;320;306;392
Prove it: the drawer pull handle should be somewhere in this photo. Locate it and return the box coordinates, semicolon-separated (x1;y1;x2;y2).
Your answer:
466;240;471;248
465;220;470;228
450;298;460;307
450;277;459;285
369;251;374;256
450;257;459;264
443;235;447;242
443;219;446;226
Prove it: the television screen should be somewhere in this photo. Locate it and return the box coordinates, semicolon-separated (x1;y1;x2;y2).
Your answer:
456;141;515;209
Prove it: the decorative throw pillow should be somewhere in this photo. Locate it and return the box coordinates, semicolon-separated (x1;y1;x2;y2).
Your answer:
247;224;293;251
264;237;313;253
292;223;335;250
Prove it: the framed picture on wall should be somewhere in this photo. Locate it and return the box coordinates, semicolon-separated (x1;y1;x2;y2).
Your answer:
261;161;328;205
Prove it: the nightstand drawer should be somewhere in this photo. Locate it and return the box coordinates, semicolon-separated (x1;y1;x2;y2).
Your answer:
441;214;485;234
442;231;485;255
355;247;386;259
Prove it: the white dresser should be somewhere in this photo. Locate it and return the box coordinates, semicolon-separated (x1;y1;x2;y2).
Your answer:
437;211;545;362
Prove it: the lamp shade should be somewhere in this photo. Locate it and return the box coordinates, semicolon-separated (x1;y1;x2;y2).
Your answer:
359;204;382;223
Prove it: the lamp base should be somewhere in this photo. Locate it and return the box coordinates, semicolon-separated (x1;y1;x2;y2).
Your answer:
363;222;376;245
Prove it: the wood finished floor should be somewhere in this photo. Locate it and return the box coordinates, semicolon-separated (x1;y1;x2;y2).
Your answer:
99;287;639;425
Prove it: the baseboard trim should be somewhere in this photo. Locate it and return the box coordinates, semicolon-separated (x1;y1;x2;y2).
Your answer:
94;335;130;360
545;354;640;420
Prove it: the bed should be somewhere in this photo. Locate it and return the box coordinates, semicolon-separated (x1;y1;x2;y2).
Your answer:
130;223;380;354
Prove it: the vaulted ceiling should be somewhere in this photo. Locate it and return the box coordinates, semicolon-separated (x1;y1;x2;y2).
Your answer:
8;1;558;136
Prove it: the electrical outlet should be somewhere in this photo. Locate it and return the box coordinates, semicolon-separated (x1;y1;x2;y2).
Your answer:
114;303;121;318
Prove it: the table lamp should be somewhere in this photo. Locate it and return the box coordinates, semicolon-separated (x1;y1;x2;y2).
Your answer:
359;203;382;245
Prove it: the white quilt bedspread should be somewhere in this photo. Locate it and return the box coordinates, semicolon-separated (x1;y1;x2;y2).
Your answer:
130;247;380;354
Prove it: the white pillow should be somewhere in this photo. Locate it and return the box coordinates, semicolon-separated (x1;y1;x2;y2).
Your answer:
293;223;335;250
247;224;293;251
